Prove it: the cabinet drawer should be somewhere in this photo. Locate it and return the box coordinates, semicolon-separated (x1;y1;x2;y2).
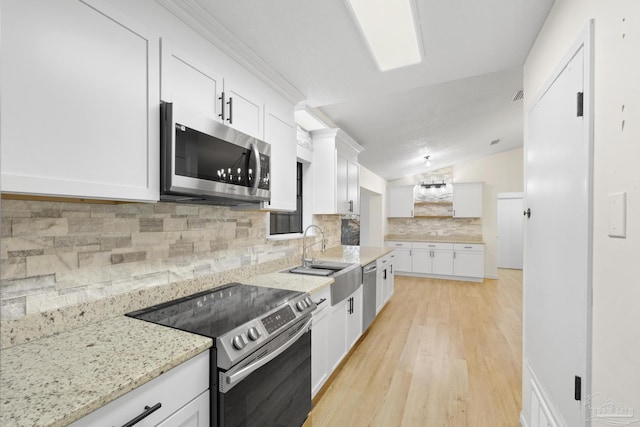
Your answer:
412;242;454;250
385;241;411;249
454;243;485;252
71;351;209;427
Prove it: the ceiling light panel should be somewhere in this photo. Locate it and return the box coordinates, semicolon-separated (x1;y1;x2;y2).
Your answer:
346;0;422;71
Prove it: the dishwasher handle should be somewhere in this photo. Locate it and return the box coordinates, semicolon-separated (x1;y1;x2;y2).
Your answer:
363;264;377;274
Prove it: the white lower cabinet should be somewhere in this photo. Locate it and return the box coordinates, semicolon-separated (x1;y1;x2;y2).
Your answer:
326;285;362;375
346;286;363;350
377;252;395;310
412;242;454;276
453;244;485;278
311;286;331;398
386;241;484;282
157;391;209;427
71;351;209;427
327;297;348;373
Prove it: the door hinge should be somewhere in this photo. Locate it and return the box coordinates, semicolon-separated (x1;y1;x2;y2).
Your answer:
577;92;584;117
574;376;582;401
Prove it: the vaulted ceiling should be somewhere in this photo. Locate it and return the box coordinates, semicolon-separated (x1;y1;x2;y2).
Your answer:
160;0;555;181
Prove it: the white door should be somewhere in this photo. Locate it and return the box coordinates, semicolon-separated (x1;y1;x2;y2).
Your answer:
497;193;523;269
524;34;592;427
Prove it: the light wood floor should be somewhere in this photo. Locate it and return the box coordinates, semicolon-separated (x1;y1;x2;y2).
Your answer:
303;269;523;427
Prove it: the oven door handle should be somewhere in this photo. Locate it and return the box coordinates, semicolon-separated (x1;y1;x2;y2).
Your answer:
225;318;312;387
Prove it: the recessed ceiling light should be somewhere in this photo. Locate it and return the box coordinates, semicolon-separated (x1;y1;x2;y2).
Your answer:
294;109;327;131
345;0;422;71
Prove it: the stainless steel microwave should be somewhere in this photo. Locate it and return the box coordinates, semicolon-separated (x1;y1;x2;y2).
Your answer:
160;102;270;206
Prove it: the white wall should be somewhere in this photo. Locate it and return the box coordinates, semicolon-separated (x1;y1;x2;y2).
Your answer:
523;0;640;422
359;165;387;246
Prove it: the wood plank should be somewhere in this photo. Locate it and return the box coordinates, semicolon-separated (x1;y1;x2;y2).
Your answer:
304;269;522;427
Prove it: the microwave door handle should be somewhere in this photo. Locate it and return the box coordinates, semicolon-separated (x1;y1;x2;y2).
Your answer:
250;142;260;195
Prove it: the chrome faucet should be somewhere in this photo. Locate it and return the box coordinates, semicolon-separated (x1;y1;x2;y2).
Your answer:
302;224;326;267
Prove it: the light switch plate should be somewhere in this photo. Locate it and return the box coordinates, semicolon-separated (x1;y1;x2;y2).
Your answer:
607;192;627;238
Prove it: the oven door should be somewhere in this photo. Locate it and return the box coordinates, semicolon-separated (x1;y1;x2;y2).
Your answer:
218;317;312;427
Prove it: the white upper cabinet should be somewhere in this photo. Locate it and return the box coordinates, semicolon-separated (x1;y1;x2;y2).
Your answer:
261;105;296;211
222;78;263;139
453;182;484;218
388;186;415;217
1;0;159;202
160;39;223;122
161;39;296;211
160;40;263;140
311;129;363;215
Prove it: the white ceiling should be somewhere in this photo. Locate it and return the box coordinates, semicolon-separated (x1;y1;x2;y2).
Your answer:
162;0;555;181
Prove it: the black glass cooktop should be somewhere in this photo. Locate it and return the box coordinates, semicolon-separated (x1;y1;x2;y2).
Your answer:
126;283;302;341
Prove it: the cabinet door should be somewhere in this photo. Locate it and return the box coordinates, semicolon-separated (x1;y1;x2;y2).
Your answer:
1;0;159;202
411;249;432;274
347;160;360;214
263;106;296;211
453;183;483;218
388;258;395;297
376;268;384;313
157;391;209;427
388;186;415;217
160;39;223;122
454;251;484;278
327;299;348;372
394;248;412;273
223;78;263;139
346;287;363;349
336;153;350;214
311;308;329;398
432;250;454;275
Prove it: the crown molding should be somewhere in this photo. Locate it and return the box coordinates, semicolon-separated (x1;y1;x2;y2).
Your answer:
156;0;306;105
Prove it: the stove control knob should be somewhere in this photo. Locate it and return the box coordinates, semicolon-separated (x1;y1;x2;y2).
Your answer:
247;327;260;341
232;335;246;350
296;301;307;312
304;297;313;306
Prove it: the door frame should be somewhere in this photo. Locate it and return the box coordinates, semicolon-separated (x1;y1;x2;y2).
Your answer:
522;20;594;427
497;192;523;269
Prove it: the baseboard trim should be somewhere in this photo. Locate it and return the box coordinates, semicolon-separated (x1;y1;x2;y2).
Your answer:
394;272;484;283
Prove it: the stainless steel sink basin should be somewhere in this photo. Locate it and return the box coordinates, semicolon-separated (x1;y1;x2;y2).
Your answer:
287;261;361;305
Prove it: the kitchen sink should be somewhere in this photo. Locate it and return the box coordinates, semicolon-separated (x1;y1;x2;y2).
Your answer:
287;261;361;305
288;261;354;277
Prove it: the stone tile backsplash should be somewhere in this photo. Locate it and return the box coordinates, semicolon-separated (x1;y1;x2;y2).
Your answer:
387;217;482;240
0;200;340;322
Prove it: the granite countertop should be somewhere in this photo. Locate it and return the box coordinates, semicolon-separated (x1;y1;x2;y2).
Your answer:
0;316;212;427
242;270;335;294
319;245;394;266
385;235;484;244
243;246;393;295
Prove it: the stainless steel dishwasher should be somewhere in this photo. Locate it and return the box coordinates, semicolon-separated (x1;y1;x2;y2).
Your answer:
362;261;377;332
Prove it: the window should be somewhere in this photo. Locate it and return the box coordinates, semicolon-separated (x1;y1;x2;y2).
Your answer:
270;162;303;235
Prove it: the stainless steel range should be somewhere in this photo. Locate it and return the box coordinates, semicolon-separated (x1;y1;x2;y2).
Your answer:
127;282;316;427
